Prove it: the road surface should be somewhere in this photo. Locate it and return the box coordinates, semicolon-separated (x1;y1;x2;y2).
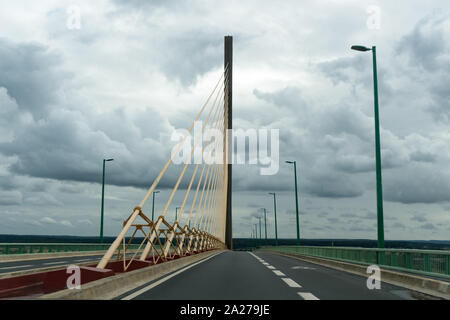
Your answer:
0;254;108;275
117;250;418;300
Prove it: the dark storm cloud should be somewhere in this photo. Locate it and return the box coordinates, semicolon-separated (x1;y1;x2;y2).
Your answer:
410;151;436;163
384;166;450;204
0;38;69;120
392;222;406;229
317;55;393;98
304;173;364;198
0;175;18;191
249;86;372;198
396;13;450;122
0;191;22;206
253;86;306;110
411;215;427;223
429;75;450;122
110;0;225;86
420;223;436;230
157;33;223;86
0;39;186;190
396;13;449;72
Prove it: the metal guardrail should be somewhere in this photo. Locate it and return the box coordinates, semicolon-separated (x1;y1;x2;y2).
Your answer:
0;243;141;255
259;246;450;279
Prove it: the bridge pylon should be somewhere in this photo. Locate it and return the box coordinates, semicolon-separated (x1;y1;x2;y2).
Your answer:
96;37;233;270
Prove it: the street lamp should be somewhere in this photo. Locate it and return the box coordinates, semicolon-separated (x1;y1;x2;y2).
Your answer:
286;160;300;245
269;193;278;246
152;191;160;221
351;45;385;249
100;158;114;244
261;208;267;246
258;216;262;244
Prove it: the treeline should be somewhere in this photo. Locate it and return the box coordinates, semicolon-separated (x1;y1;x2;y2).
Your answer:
0;234;449;251
233;238;450;250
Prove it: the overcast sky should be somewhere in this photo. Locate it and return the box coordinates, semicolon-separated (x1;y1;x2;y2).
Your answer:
0;1;449;241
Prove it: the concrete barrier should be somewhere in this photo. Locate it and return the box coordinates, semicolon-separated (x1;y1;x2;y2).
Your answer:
40;249;225;300
263;250;450;300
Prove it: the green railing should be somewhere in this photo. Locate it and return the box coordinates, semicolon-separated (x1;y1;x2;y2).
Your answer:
0;243;141;255
259;246;450;280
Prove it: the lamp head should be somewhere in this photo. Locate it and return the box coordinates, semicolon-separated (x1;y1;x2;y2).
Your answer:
351;45;371;52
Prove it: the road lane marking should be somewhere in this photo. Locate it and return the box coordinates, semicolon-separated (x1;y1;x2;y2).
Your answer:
292;266;315;270
298;292;319;300
0;265;33;270
262;262;269;266
281;278;302;288
43;261;69;265
121;251;224;300
75;259;94;262
267;266;276;270
273;270;286;276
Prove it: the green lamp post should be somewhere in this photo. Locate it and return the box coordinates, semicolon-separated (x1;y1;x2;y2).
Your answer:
286;160;300;245
351;45;385;249
269;193;278;246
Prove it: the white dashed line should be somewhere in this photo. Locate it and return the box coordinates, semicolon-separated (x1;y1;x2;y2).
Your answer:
273;270;286;276
248;252;316;300
298;292;319;300
281;278;302;288
249;252;312;299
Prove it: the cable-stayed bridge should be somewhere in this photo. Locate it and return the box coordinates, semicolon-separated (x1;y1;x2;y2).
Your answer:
0;36;449;302
95;37;233;271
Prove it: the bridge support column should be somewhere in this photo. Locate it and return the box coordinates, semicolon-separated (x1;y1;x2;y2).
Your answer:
224;35;233;250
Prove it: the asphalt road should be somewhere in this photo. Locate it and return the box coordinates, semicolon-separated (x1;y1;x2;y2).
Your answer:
117;250;418;300
0;254;106;274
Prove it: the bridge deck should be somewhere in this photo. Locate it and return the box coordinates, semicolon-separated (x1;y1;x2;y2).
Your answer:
116;251;418;300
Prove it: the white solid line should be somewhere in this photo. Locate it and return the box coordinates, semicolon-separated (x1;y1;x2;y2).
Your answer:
248;252;267;265
281;278;302;288
0;265;33;270
43;261;68;265
121;251;224;300
75;259;94;262
267;266;276;270
298;292;319;300
262;262;269;266
273;270;286;276
248;252;259;259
